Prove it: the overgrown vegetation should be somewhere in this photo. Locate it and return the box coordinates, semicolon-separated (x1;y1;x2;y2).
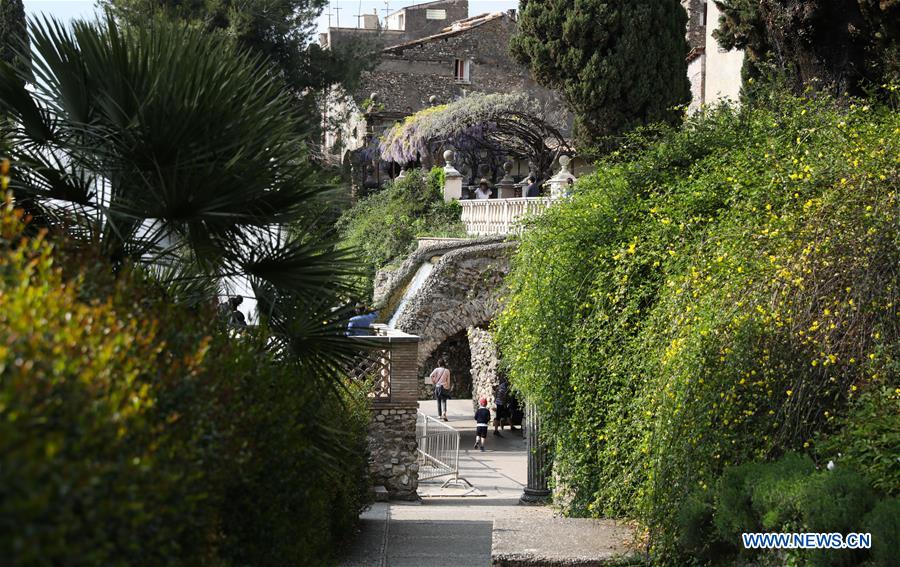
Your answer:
0;199;371;565
336;168;465;289
0;14;375;565
101;0;375;114
378;93;571;180
494;89;898;562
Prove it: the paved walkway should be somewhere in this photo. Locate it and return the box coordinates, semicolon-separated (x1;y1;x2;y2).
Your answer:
341;399;554;567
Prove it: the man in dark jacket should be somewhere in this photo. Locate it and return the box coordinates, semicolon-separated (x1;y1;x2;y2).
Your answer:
525;176;540;197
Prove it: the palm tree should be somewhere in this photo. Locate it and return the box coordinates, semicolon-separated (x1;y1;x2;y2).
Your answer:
0;15;365;377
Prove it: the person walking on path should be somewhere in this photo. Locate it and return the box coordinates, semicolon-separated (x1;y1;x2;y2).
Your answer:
493;376;510;437
474;398;491;451
429;359;452;421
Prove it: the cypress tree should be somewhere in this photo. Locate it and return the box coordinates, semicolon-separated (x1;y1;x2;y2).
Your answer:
510;0;691;146
0;0;28;77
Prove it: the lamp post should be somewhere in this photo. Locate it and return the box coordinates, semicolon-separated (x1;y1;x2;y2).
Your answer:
520;403;551;504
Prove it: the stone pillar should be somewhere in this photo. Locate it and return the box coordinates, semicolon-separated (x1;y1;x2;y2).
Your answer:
520;403;551;504
362;331;422;501
443;150;463;202
467;327;500;408
496;160;516;199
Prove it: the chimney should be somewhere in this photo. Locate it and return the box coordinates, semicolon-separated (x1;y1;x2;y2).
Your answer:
361;13;378;29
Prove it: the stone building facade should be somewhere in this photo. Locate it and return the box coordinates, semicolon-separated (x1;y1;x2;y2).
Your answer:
320;2;567;186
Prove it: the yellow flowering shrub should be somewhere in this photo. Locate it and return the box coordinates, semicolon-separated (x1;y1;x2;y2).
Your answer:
494;89;898;562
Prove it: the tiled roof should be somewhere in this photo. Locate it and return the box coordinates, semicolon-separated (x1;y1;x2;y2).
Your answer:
382;12;506;53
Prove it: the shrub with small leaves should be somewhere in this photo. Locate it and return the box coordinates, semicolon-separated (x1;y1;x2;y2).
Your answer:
337;168;465;286
0;197;371;565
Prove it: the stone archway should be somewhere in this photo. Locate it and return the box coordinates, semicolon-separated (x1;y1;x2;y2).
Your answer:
419;328;478;400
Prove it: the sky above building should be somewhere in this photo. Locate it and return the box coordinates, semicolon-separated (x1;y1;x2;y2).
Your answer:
25;1;520;32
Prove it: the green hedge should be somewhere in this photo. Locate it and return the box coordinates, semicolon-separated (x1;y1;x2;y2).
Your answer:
0;200;371;565
494;90;898;562
678;454;897;566
337;168;464;285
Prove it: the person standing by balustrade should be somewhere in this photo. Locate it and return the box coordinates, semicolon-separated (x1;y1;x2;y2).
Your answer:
475;178;492;199
525;176;541;197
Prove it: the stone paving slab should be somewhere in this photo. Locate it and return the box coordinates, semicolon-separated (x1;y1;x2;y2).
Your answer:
491;517;636;566
341;400;557;566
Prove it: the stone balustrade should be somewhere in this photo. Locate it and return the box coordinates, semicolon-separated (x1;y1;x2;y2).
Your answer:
459;197;555;236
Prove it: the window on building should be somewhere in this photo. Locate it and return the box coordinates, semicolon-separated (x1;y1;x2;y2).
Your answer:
398;14;405;29
454;59;471;83
426;9;447;20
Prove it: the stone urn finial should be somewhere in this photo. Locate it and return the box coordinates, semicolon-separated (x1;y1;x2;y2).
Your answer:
547;154;577;199
496;158;517;198
443;149;455;167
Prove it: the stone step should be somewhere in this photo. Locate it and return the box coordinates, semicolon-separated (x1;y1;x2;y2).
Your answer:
373;485;390;502
491;517;637;566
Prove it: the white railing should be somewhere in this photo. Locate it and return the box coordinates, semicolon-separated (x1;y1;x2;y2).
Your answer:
459;197;555;236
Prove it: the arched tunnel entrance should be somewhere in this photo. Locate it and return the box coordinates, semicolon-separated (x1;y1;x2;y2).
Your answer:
418;324;507;411
420;328;474;401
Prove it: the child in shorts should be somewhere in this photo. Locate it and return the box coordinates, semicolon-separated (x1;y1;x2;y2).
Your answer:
474;398;490;452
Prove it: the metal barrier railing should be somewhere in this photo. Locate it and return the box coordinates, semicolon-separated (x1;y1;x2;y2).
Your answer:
416;412;472;488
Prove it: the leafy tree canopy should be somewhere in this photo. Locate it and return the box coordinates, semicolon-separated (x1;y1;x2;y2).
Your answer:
101;0;375;100
0;0;27;79
510;0;691;146
0;16;363;356
714;0;900;97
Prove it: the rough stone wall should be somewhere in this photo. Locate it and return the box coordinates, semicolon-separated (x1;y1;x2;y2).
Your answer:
401;0;470;38
362;333;421;500
368;404;419;500
468;326;501;408
356;14;567;123
419;329;473;401
373;236;505;311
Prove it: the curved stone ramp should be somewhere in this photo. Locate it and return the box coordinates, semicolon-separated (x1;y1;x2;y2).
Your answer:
385;239;518;368
374;236;507;309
